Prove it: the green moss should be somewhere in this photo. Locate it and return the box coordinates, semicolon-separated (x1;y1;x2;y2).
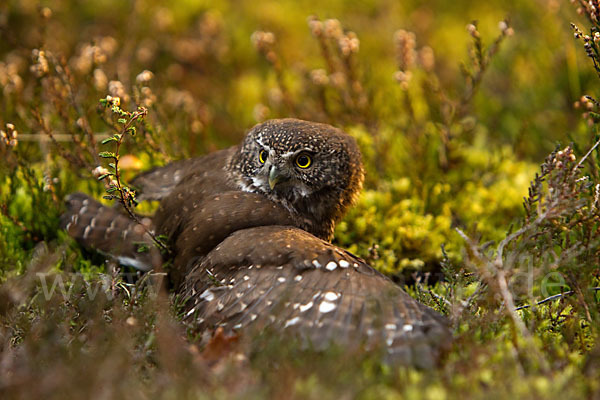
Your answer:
1;0;600;398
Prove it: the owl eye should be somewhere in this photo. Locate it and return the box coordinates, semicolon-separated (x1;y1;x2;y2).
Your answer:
295;154;312;169
259;149;268;164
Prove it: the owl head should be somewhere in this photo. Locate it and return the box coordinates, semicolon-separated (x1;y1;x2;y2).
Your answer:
231;118;364;240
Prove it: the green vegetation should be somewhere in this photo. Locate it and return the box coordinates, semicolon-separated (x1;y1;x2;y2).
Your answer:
1;0;600;398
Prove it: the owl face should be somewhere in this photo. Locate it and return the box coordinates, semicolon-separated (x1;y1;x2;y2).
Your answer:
233;119;363;205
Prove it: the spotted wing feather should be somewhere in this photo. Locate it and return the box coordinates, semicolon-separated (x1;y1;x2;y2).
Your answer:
60;193;162;271
182;226;450;367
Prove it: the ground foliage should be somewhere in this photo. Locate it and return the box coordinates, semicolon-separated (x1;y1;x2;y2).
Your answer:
1;0;600;398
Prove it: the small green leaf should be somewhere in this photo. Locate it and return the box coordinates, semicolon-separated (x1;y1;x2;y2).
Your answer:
136;243;149;253
127;126;136;136
117;118;127;124
97;173;112;180
108;163;116;169
99;151;116;158
101;137;118;144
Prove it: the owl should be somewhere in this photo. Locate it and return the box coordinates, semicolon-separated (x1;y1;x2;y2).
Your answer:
62;118;450;367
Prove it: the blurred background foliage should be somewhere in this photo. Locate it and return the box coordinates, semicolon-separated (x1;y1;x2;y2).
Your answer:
1;0;600;398
2;0;593;275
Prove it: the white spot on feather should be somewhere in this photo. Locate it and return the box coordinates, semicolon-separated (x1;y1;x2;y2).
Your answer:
403;324;413;332
185;308;196;317
385;324;397;330
319;301;336;313
294;275;303;282
199;289;214;302
339;260;350;268
325;261;337;271
284;316;300;328
299;301;313;312
323;291;339;301
116;256;150;271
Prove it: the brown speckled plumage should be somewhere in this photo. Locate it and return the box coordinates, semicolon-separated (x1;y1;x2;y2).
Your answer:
61;118;450;366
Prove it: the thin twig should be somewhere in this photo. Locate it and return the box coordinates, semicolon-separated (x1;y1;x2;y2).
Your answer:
515;287;600;311
575;136;600;171
15;133;110;142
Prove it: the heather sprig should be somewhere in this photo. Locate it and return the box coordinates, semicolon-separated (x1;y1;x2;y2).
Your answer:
96;95;146;207
96;96;168;254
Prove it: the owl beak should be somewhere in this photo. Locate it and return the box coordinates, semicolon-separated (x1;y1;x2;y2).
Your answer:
268;166;288;190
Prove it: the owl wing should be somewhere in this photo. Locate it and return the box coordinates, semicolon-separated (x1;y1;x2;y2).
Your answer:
130;147;237;201
60;193;163;271
181;225;450;367
165;191;296;288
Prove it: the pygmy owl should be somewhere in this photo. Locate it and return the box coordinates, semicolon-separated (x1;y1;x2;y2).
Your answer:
62;118;450;367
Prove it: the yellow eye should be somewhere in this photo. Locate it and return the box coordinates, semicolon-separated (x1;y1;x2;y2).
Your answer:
295;154;312;169
259;149;267;164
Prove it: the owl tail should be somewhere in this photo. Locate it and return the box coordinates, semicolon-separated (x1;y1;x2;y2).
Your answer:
60;193;163;271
